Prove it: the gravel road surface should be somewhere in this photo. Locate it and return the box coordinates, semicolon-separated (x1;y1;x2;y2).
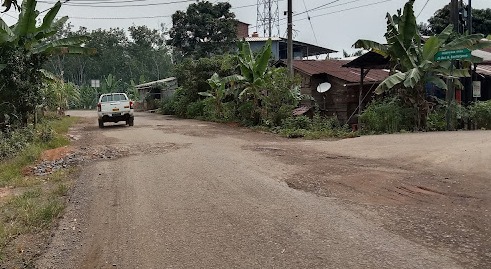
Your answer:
36;111;491;268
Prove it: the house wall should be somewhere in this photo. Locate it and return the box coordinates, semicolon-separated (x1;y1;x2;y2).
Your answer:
237;22;249;38
296;71;376;124
249;41;281;60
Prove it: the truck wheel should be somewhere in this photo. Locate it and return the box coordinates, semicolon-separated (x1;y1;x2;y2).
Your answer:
128;117;134;126
98;119;104;128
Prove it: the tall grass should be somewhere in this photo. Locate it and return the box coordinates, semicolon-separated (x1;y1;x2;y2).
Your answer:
0;116;78;263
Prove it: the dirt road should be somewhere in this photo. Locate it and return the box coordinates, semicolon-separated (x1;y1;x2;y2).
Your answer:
36;111;490;268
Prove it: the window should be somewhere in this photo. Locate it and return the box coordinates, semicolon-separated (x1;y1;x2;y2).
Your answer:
100;94;127;102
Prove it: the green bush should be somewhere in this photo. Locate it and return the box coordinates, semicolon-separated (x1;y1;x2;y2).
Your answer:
260;68;300;127
186;100;206;118
0;127;36;160
469;100;491;129
427;100;468;131
237;101;256;126
279;128;307;138
277;115;353;139
427;106;447;131
281;116;312;130
37;124;55;143
360;98;414;133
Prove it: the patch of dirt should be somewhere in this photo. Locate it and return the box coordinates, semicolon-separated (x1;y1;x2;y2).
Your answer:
0;187;12;200
41;146;74;162
245;143;491;268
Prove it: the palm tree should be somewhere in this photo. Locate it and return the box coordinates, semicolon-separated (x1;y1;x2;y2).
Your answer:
354;0;490;130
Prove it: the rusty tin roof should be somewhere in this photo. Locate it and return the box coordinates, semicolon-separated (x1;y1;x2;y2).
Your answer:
292;60;389;83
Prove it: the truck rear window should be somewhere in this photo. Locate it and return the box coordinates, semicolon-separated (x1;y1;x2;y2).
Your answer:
100;94;128;102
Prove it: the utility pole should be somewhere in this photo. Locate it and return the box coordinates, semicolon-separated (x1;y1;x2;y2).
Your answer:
467;0;472;35
268;1;272;38
447;0;460;130
287;0;293;77
450;0;459;32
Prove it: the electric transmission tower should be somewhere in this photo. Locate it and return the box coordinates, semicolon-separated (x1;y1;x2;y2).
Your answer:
256;0;280;37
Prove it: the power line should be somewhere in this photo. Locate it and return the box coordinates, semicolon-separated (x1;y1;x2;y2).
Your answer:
54;1;261;20
294;0;342;18
252;0;394;29
297;0;394;22
302;0;318;44
38;0;197;8
417;0;430;18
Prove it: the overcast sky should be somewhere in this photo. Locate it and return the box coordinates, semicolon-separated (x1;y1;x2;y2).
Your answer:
1;0;490;56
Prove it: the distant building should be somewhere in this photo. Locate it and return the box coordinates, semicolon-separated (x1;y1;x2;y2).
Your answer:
236;21;250;39
236;21;337;60
135;77;178;110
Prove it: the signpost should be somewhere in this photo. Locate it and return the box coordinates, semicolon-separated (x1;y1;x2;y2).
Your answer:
473;81;481;98
434;49;473;130
434;49;472;61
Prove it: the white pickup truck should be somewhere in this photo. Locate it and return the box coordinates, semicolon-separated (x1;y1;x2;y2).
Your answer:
97;93;134;128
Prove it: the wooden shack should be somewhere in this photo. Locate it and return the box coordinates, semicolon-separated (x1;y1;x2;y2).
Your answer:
278;60;389;124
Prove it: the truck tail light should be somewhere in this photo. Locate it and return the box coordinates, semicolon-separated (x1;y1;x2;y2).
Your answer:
130;101;134;109
97;103;101;112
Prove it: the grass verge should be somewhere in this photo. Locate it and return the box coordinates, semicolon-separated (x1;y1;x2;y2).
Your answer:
0;116;79;264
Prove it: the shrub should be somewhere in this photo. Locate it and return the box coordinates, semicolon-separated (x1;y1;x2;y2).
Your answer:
427;100;468;131
281;116;311;130
469;100;491;129
0;126;36;160
360;98;414;133
186;100;206;118
37;124;55;143
427;106;447;131
277;115;353;139
260;68;300;127
237;101;255;126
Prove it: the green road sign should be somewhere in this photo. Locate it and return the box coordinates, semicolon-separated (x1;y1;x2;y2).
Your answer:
435;49;472;61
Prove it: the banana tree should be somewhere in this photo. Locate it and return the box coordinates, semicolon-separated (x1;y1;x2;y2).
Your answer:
0;0;90;124
354;0;491;129
227;39;273;123
199;72;242;118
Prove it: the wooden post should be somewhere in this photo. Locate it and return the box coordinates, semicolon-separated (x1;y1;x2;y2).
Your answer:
358;67;364;127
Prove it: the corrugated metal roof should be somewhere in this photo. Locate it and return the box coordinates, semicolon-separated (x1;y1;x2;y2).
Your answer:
136;77;177;90
244;37;282;42
476;65;491;76
472;49;491;62
292;60;389;83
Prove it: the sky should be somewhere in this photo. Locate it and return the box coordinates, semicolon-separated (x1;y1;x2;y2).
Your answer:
1;0;490;57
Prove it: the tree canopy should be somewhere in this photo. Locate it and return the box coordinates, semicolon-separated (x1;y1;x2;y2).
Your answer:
169;1;238;59
44;24;173;88
1;0;88;124
420;3;491;36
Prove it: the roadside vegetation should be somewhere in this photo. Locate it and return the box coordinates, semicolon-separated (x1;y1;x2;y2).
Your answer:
156;0;491;137
355;0;491;133
0;0;82;264
0;114;78;263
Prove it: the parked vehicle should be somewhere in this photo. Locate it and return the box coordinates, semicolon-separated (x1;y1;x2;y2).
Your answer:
97;93;134;128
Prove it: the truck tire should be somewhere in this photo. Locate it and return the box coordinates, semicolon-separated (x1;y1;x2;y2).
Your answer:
128;117;134;126
98;119;104;128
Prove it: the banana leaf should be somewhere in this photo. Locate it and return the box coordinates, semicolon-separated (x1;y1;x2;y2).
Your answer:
375;72;406;94
38;1;61;33
426;76;447;90
14;0;37;36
